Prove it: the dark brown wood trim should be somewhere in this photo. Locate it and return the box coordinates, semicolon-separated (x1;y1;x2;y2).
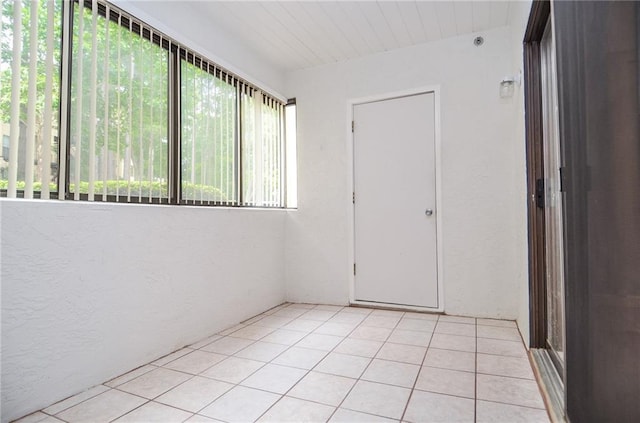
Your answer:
523;0;550;348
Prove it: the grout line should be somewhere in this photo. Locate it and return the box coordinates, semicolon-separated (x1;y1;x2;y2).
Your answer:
399;313;438;422
475;317;478;423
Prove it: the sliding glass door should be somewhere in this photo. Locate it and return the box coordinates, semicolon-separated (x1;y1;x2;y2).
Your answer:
540;18;566;375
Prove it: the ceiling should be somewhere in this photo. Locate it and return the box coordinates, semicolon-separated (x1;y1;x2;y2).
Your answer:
191;1;514;72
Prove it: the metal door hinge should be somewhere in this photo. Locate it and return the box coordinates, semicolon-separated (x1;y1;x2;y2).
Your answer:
352;192;355;204
353;263;356;275
351;121;354;132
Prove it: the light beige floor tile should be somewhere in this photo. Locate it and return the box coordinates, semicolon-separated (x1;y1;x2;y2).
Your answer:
253;315;294;328
300;309;338;321
289;371;356;406
415;366;475;398
13;412;54;423
362;359;420;388
438;315;476;325
201;337;254;355
152;348;194;366
105;366;156;388
477;325;522;342
43;385;110;414
314;352;372;378
314;322;358;337
164;350;226;375
242;315;267;325
287;303;317;309
184;415;224;422
272;308;307;318
375;342;426;365
57;389;147;423
199;386;280;423
271;346;328;370
476;400;550;423
403;312;439;321
429;333;476;352
233;341;288;362
295;333;344;351
113;401;192;422
329;408;397;422
424;348;476;372
435;322;477;337
190;335;223;349
36;417;64;423
334;338;383;358
217;324;246;336
477;318;518;328
155;376;233;412
117;367;192;399
477;354;535;379
387;329;432;347
362;315;401;329
282;318;323;333
261;329;307;346
314;305;345;312
339;307;373;315
477;374;546;409
342;380;411;420
396;318;437;332
240;363;308;394
200;356;265;384
258;396;335;422
228;324;276;341
328;312;367;325
371;309;405;318
349;326;392;342
404;390;474;423
477;338;527;357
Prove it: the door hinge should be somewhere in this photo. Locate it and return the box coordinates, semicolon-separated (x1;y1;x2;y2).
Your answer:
352;192;355;204
351;121;354;132
353;263;356;275
559;166;566;192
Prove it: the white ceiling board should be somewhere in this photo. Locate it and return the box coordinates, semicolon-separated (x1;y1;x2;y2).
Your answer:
378;1;414;47
399;2;429;45
358;2;400;51
415;1;444;42
173;1;517;73
490;1;512;29
321;2;375;57
435;2;457;39
472;1;494;32
339;1;386;54
454;2;474;35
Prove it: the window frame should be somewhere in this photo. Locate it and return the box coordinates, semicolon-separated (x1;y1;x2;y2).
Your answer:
1;0;292;208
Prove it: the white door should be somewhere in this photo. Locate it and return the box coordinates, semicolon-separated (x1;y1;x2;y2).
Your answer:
353;92;438;308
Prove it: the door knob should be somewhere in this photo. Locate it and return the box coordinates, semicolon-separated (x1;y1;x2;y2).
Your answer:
425;209;433;216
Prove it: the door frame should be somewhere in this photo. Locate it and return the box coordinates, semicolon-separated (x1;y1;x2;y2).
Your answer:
346;86;444;312
523;0;552;349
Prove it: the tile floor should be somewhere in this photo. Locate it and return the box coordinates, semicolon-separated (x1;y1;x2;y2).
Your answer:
16;303;550;423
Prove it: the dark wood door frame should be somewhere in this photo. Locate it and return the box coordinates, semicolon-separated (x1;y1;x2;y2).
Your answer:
523;0;551;349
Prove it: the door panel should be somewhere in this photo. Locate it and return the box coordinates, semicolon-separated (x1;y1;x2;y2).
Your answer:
541;20;566;371
353;92;438;308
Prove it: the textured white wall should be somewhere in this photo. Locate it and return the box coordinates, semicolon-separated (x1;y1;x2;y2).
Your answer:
284;26;529;319
0;200;286;422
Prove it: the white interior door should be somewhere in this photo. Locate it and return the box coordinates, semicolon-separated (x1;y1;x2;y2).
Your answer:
353;92;438;308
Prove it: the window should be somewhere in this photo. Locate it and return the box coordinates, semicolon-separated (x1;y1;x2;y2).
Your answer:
0;0;63;198
180;57;236;205
69;1;169;202
1;0;295;208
